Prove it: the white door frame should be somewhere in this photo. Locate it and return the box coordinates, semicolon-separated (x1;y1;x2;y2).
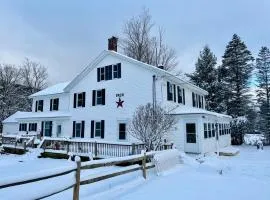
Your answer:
184;119;200;153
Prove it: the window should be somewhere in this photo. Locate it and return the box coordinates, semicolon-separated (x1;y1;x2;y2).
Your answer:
186;123;196;143
192;93;204;108
204;123;208;139
50;98;59;111
113;63;121;79
208;123;211;138
95;122;101;137
167;82;173;101
72;121;85;138
44;121;52;137
119;123;126;140
57;125;61;137
91;120;105;138
97;63;121;82
92;89;105;106
177;86;182;103
212;123;215;137
29;123;37;131
73;92;85;108
219;124;222;135
19;123;27;131
35;100;43;112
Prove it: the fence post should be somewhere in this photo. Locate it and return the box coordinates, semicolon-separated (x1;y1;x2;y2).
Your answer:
73;158;81;200
94;142;97;157
131;143;135;155
142;152;147;179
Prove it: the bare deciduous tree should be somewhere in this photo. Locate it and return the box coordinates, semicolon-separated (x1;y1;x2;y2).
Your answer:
128;103;177;151
20;58;48;93
122;8;178;72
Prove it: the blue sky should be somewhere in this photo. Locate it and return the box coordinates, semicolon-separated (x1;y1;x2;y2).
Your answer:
0;0;269;84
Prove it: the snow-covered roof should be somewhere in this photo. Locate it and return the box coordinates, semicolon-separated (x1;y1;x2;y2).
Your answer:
29;81;70;98
64;50;208;95
2;111;29;123
171;105;232;119
2;111;71;123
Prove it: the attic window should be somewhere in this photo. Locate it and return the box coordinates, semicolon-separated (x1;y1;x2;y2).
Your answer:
97;63;121;82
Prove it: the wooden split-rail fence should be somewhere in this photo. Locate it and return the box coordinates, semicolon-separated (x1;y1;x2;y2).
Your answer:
0;151;157;200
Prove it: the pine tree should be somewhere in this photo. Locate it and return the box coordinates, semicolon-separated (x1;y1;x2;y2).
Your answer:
186;46;220;111
220;34;254;117
256;46;270;141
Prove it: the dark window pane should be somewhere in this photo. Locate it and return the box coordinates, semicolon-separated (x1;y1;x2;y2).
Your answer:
186;123;196;143
96;90;103;105
186;123;195;133
208;123;211;137
119;123;126;140
204;123;208;138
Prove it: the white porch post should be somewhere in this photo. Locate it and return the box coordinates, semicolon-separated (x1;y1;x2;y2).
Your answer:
215;121;219;156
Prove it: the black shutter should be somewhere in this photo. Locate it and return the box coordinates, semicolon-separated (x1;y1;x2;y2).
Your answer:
117;63;121;78
40;100;44;112
73;93;77;108
50;99;52;111
35;123;37;131
108;65;112;80
91;120;94;138
19;124;21;131
72;121;76;137
173;84;176;102
82;92;86;107
97;68;100;82
81;121;85;138
183;89;185;105
102;89;105;105
41;121;44;137
167;82;170;101
92;90;96;106
28;123;31;131
101;120;105;139
35;101;37;112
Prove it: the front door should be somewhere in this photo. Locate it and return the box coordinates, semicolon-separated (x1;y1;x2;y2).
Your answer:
44;121;52;137
185;122;199;153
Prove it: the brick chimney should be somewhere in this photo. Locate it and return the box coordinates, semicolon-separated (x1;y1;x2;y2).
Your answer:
108;36;118;52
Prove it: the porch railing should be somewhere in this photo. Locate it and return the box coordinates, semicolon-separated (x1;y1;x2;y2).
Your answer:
40;137;173;158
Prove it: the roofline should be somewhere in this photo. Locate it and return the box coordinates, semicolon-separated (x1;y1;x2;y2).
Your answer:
64;50;208;95
29;91;69;99
170;113;232;119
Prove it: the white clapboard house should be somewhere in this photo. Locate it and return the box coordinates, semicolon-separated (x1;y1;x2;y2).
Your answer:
2;37;232;154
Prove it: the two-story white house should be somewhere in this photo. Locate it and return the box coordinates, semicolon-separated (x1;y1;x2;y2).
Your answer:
2;37;232;154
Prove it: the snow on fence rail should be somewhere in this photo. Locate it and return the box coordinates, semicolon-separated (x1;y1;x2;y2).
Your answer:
1;135;35;152
39;137;173;158
0;151;163;200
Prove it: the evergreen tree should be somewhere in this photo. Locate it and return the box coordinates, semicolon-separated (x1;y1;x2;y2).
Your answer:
186;46;220;111
220;34;254;117
256;46;270;141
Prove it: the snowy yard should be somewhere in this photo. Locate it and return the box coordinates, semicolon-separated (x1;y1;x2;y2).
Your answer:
0;145;269;200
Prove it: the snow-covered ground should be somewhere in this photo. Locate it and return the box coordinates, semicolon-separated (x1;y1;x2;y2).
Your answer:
0;145;269;200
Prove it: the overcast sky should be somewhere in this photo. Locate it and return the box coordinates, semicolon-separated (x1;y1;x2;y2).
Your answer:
0;0;269;85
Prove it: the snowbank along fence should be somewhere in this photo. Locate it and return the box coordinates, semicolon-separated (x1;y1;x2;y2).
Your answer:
0;151;158;200
40;137;173;158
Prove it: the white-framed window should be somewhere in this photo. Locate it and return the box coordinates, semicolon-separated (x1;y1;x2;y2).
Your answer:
50;98;59;111
35;100;43;112
95;121;101;137
97;63;121;82
92;89;105;106
29;123;37;131
19;123;27;131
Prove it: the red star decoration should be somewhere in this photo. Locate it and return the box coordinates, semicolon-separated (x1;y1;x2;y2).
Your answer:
116;98;124;108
